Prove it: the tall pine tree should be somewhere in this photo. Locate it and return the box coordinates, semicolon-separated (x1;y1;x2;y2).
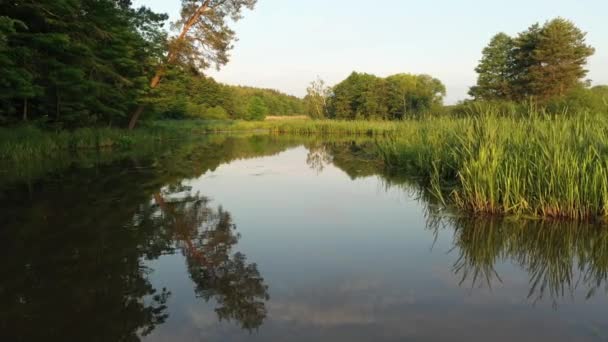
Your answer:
469;33;515;100
528;18;595;100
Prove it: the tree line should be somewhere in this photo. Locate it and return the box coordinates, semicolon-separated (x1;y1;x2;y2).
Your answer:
142;68;304;121
1;2;604;128
304;72;446;120
0;0;301;128
306;17;605;121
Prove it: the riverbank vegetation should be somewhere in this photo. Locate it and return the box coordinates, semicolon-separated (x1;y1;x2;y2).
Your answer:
304;72;447;120
190;111;608;221
2;3;608;222
0;0;304;128
3;110;608;222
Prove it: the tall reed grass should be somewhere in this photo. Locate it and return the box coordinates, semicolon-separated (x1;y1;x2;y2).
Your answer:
4;111;608;221
375;111;608;221
188;114;608;220
0;123;189;163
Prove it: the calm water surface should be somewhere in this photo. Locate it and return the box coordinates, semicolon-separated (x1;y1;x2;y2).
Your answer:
1;135;608;341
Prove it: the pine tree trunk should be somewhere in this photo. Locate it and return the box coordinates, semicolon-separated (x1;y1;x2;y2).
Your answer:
127;69;164;130
56;92;60;120
22;98;28;121
126;2;211;130
128;105;145;130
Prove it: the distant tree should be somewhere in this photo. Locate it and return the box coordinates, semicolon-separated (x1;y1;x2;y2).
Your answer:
408;74;446;114
304;77;331;119
527;18;595;100
247;96;268;120
128;0;258;129
473;19;595;103
469;33;515;100
203;105;229;119
328;72;445;120
228;86;303;119
592;85;608;101
328;72;388;120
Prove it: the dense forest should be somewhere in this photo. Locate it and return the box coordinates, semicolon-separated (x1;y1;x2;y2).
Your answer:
0;0;303;127
145;69;304;120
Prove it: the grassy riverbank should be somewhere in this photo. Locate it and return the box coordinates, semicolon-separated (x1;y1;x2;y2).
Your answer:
0;122;199;163
3;113;608;221
375;113;608;221
194;114;608;221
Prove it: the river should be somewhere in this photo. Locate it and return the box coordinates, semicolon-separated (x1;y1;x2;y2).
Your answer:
1;134;607;341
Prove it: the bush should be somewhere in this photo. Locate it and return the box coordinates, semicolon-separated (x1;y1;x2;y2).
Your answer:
545;86;608;115
204;106;229;120
247;97;269;121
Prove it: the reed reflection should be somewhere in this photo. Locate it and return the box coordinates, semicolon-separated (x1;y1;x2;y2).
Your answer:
430;217;608;306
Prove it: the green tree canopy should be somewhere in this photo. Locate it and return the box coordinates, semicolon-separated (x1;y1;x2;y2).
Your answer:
304;77;331;119
246;96;269;121
469;33;515;100
528;18;595;100
470;18;595;103
0;0;167;127
327;72;445;120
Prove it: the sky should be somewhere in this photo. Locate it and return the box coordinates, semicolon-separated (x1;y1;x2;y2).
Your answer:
133;0;608;104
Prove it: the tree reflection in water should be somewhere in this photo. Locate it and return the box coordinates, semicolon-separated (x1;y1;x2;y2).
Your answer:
0;166;268;341
428;216;608;306
149;185;269;330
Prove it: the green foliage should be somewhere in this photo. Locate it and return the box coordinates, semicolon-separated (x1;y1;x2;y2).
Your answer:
327;72;445;120
329;72;388;120
247;96;269;121
0;0;167;127
376;110;608;220
229;86;304;119
469;33;515;100
304;77;331;119
143;68;304;120
529;18;595;100
471;18;595;103
203;106;229;120
385;74;446;118
170;0;257;70
0;121;205;164
0;1;267;128
545;86;608;114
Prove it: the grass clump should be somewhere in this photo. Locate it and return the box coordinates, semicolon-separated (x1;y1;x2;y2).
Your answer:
376;111;608;221
0;122;191;163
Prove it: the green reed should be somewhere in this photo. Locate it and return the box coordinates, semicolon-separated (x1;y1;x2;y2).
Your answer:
0;123;189;163
4;112;608;221
188;114;608;220
376;111;608;221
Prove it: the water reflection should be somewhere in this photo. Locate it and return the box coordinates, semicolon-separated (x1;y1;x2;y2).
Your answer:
309;139;608;307
0;144;272;340
2;135;608;341
151;187;268;330
428;216;608;306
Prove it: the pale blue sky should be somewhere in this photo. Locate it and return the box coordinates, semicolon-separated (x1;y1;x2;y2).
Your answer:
133;0;608;104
